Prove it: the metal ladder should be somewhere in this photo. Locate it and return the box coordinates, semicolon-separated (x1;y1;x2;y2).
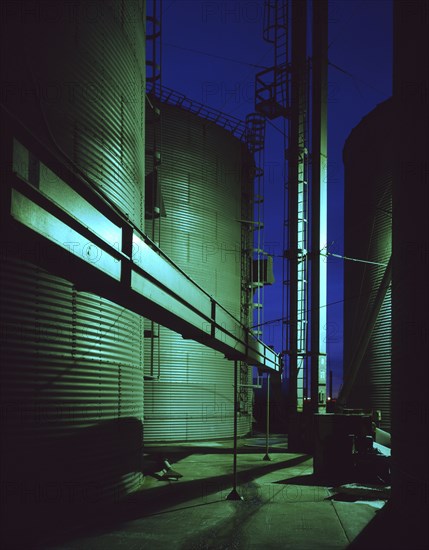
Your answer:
255;0;290;119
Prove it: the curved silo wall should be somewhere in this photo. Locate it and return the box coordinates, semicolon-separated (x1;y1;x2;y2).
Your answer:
144;101;253;442
1;0;146;543
343;99;393;431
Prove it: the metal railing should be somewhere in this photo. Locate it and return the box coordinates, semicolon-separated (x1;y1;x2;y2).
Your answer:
147;84;247;141
1;107;281;373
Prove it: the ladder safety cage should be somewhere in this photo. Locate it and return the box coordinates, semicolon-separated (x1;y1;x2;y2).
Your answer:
254;0;327;412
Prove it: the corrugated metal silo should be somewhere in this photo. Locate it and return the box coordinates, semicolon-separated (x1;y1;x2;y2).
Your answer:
343;99;393;431
144;97;253;441
0;1;146;542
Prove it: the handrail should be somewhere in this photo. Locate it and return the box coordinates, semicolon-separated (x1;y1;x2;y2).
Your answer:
1;108;281;373
147;84;247;140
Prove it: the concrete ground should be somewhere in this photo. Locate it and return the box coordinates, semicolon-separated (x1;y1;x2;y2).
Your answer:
44;436;387;550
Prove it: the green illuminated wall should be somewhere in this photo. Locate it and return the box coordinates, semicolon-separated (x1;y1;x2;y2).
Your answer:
144;101;253;441
0;1;146;544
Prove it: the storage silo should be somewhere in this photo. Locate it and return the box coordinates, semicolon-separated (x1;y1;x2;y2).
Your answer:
144;93;253;442
1;1;146;544
343;98;393;432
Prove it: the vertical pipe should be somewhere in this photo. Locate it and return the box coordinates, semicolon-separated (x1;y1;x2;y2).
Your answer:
227;360;243;500
310;0;328;413
150;320;155;377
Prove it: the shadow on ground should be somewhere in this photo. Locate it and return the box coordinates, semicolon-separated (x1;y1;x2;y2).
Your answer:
43;451;311;548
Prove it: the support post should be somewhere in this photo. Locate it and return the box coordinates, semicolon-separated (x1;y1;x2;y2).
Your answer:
263;374;271;461
227;360;243;500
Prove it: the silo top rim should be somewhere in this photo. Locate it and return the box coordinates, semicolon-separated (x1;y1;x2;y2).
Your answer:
147;84;248;142
342;97;393;161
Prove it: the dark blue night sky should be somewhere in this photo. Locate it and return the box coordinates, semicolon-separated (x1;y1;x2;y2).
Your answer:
161;0;392;396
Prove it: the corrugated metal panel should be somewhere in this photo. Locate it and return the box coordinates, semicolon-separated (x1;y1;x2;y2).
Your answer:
0;0;146;532
0;259;144;495
144;102;253;441
2;1;145;229
343;100;392;432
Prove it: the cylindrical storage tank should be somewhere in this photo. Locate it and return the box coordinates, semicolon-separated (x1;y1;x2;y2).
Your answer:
1;1;145;545
144;100;253;442
343;98;393;432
